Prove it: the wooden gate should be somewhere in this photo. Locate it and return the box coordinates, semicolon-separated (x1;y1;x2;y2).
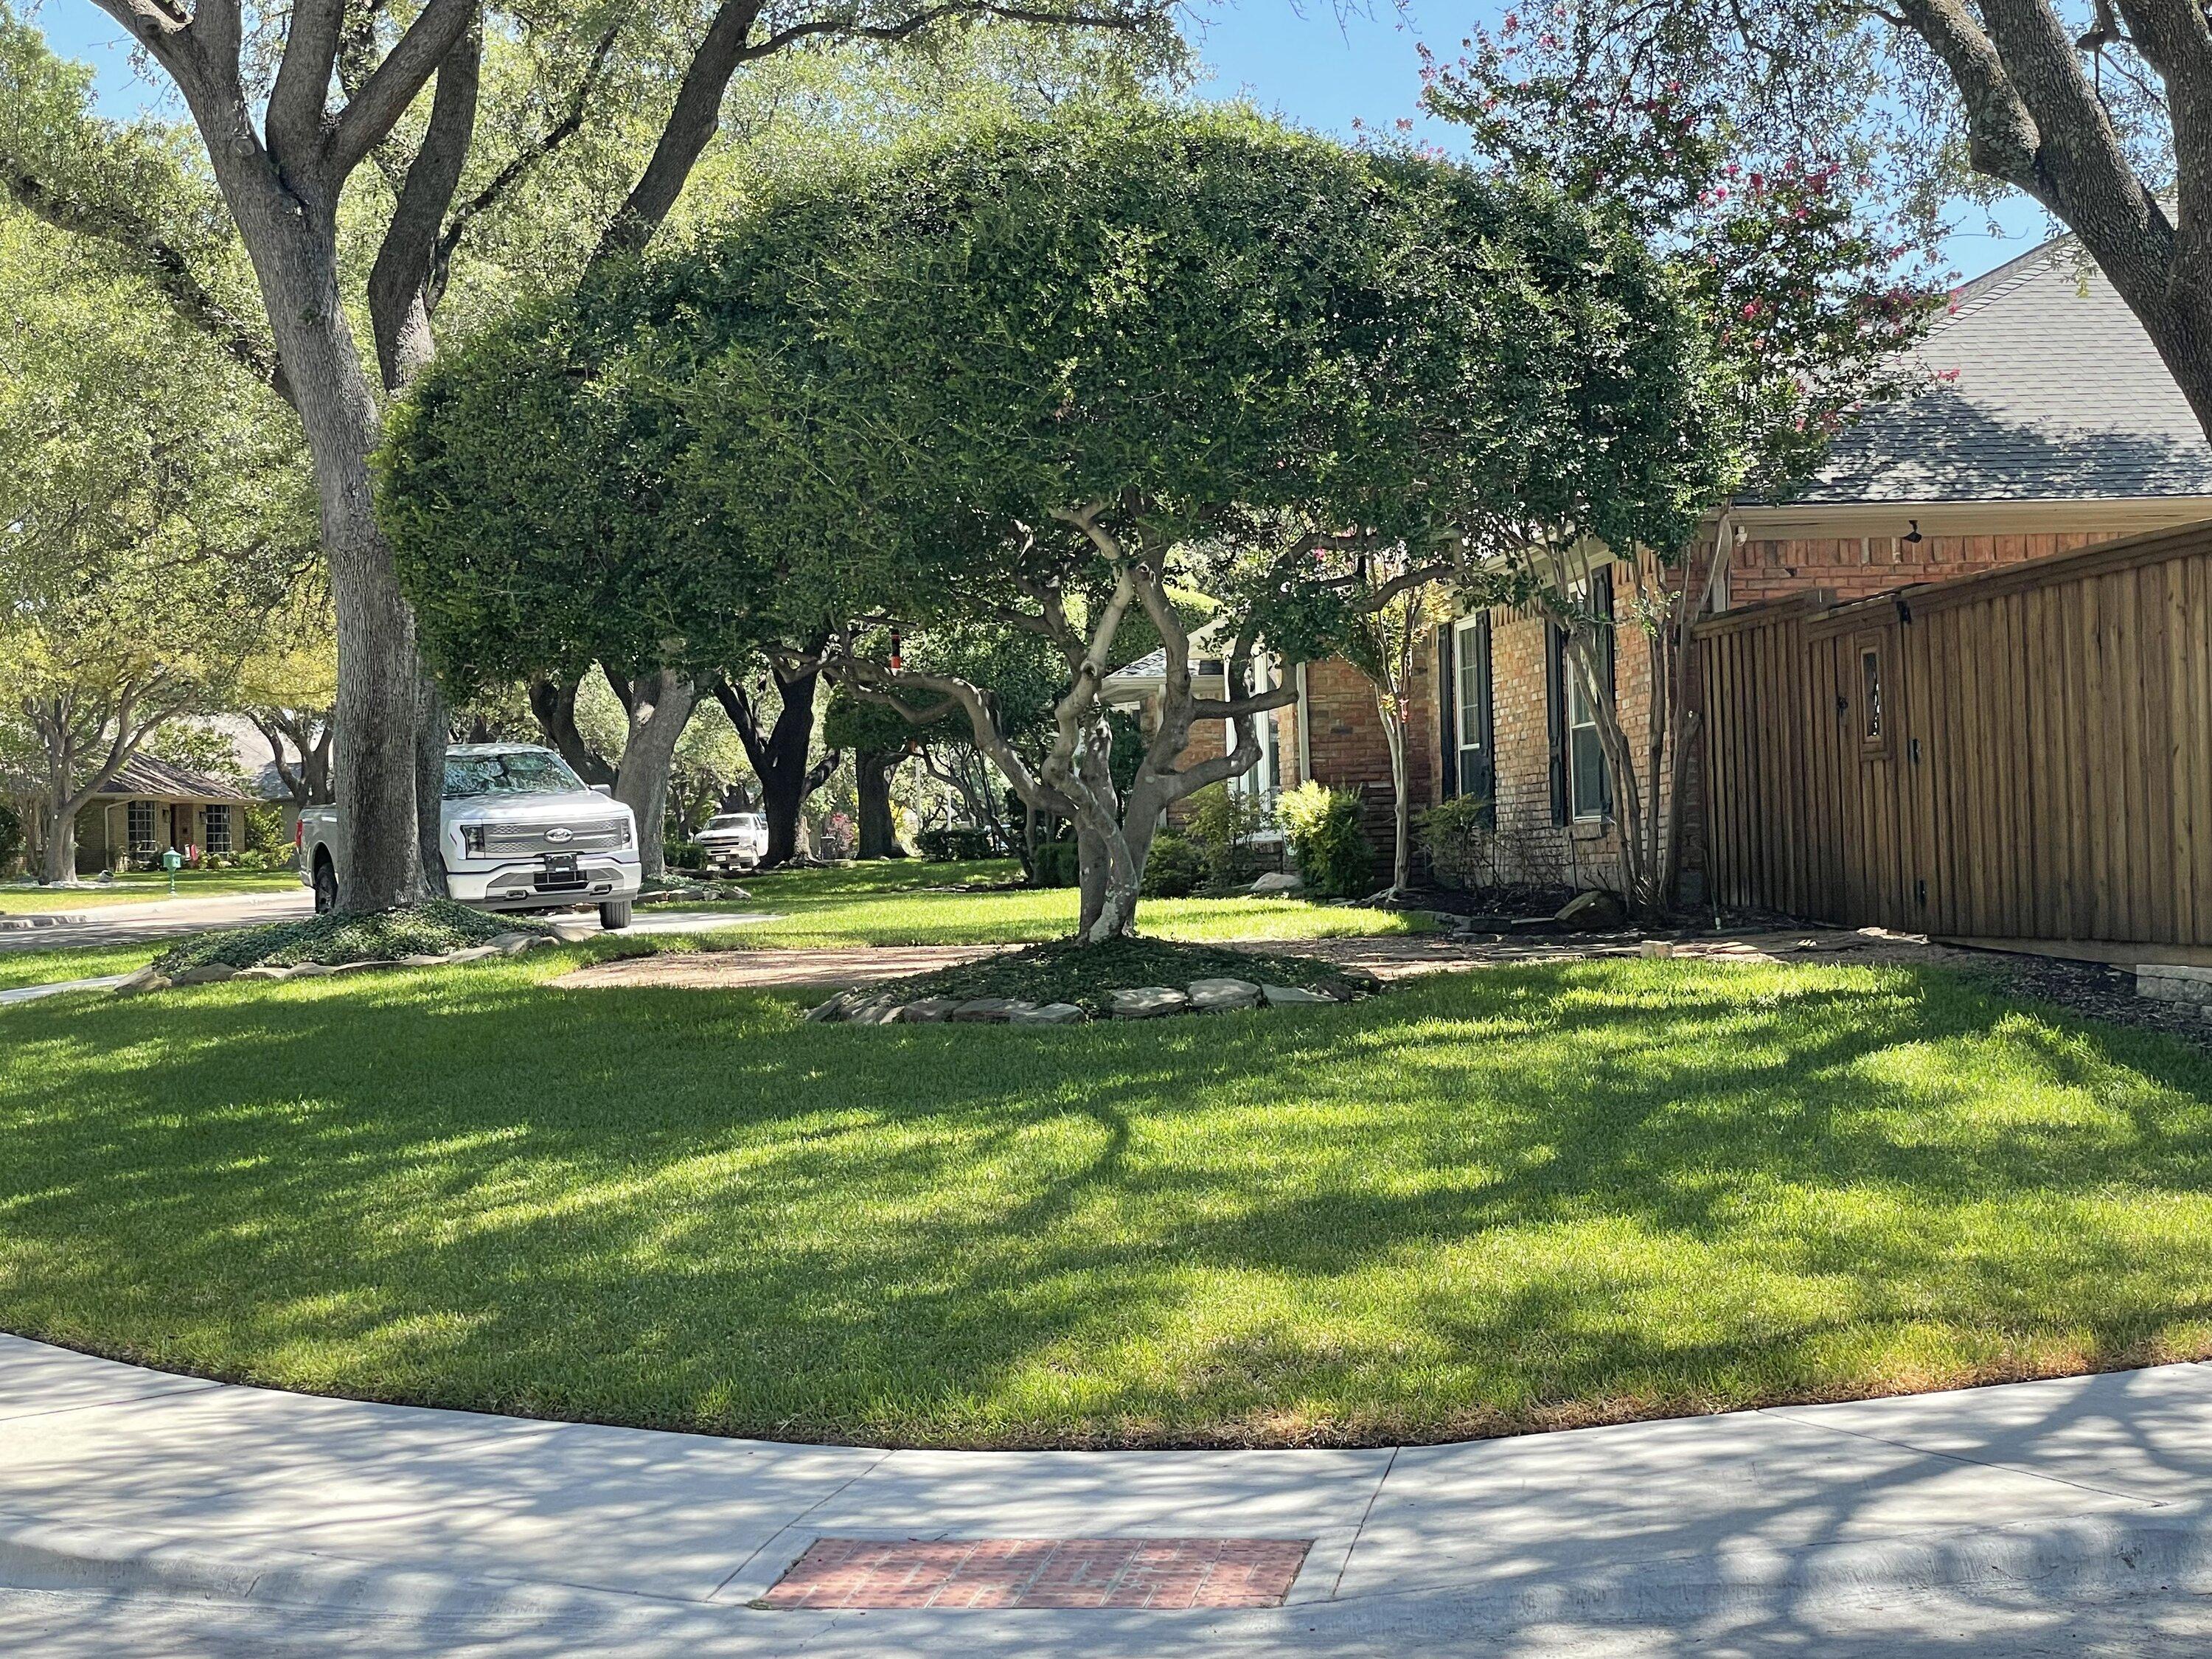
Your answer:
1695;520;2212;947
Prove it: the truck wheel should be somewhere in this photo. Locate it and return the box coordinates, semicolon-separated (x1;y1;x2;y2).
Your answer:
313;854;338;916
598;899;633;931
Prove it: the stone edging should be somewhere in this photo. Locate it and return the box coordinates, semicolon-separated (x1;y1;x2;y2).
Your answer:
805;971;1378;1026
111;933;559;998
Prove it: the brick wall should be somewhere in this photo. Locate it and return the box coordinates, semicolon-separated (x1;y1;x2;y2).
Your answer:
1725;529;2111;608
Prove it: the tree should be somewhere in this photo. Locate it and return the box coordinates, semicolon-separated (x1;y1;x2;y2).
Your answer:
577;106;1715;939
1340;552;1450;897
236;595;341;807
822;684;918;859
1424;54;1943;919
0;209;310;882
1413;0;2212;442
3;0;1174;912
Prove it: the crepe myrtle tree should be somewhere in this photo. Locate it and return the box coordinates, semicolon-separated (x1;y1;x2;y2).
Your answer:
644;107;1715;940
1422;58;1944;921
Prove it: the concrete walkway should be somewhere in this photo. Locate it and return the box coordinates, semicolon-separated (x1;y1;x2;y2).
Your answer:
4;1336;2212;1655
0;889;315;952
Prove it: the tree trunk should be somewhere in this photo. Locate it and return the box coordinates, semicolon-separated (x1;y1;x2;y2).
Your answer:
416;664;450;897
1382;713;1411;894
610;670;696;882
855;750;908;858
38;803;76;886
714;660;834;868
526;675;618;787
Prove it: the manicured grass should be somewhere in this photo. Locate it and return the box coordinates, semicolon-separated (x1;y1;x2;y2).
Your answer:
0;943;161;993
6;956;2211;1447
651;858;1430;949
0;869;301;914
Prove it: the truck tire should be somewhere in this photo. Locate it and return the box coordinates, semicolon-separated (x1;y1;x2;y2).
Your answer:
598;899;633;931
313;853;338;916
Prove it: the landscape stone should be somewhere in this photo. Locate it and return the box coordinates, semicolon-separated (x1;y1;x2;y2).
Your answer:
172;964;238;987
1249;872;1305;896
1186;976;1262;1012
1555;888;1630;931
327;959;403;975
805;991;856;1023
1639;939;1677;959
111;967;170;998
445;946;501;963
551;921;596;943
847;999;902;1025
895;997;963;1023
286;962;333;978
234;966;291;981
526;935;559;950
401;953;448;967
1505;915;1567;936
1261;983;1333;1007
950;998;1020;1022
1010;1002;1085;1025
1110;985;1188;1019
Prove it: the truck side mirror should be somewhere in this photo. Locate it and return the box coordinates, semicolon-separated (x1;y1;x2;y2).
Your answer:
590;784;613;796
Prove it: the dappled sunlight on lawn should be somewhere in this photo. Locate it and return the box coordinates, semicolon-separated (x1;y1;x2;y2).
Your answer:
3;955;2211;1446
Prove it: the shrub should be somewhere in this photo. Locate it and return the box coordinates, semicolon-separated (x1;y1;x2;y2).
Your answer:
664;838;708;872
1032;839;1080;888
918;827;996;862
1279;780;1373;900
1183;783;1269;889
1417;793;1495;887
1139;832;1206;897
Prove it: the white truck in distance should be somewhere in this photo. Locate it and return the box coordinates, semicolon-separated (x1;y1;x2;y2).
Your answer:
298;744;641;931
694;810;768;872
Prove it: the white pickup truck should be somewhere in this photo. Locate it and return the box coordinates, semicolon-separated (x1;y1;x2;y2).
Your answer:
693;810;769;872
299;743;641;930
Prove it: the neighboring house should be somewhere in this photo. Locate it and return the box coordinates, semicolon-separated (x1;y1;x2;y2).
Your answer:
1266;232;2212;902
69;754;257;874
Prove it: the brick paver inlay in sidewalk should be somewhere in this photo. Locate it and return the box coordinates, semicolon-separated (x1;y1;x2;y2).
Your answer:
760;1537;1312;1610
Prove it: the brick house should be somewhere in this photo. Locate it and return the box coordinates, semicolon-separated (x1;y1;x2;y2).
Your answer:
1245;233;2212;897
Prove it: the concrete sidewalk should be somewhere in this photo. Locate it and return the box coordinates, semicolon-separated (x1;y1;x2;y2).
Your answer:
3;1337;2211;1655
0;890;315;952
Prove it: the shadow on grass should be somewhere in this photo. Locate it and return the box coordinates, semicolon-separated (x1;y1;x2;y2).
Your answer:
3;959;2211;1445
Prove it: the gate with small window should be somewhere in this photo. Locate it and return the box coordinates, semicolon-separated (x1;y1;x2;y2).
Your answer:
1695;520;2212;947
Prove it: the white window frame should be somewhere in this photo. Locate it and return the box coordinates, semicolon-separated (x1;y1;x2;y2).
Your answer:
1565;650;1607;822
1452;615;1490;800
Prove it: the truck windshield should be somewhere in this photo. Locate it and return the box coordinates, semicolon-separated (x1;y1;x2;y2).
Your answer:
442;751;586;800
708;815;762;831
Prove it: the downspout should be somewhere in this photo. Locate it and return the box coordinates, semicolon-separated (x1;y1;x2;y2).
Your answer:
1294;661;1312;787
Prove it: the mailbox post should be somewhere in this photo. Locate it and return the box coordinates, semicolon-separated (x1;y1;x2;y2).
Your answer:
161;847;183;896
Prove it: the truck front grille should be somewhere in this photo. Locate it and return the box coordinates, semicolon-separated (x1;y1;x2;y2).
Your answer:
481;821;627;856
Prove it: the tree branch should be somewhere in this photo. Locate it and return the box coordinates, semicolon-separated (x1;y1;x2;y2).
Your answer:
366;15;481;390
326;0;479;184
266;0;346;170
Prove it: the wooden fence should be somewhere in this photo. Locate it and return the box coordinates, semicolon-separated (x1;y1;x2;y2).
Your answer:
1695;519;2212;946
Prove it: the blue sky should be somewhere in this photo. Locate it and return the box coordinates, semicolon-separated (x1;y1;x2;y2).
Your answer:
35;0;2042;279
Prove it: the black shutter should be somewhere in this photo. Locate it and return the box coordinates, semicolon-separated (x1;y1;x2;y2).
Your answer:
1436;623;1457;801
1545;616;1568;825
1476;613;1495;818
1594;566;1615;817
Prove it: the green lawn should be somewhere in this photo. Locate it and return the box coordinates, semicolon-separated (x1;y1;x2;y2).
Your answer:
6;954;2210;1447
650;858;1430;948
0;869;301;914
0;944;162;993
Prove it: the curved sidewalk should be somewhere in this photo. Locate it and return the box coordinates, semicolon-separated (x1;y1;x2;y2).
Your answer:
4;1336;2212;1655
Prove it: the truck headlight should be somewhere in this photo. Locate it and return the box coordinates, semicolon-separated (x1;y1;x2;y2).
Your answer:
461;824;486;856
620;818;634;848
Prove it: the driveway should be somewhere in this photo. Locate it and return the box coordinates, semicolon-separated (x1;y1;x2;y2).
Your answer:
0;889;316;952
3;1335;2210;1656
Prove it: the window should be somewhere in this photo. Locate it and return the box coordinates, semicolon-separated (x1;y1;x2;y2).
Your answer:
1226;657;1281;802
204;804;233;855
1860;646;1884;744
1452;615;1492;801
1549;572;1614;824
1565;657;1608;820
127;801;155;855
442;749;585;800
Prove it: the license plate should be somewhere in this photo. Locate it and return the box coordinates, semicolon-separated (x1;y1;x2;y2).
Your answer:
543;853;579;883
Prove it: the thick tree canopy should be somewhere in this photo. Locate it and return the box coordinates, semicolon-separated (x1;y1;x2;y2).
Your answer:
384;105;1719;936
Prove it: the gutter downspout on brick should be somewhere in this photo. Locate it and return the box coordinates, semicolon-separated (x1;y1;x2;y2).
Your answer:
1293;661;1312;787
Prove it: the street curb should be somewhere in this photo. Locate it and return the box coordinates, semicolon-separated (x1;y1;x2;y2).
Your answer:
0;1510;641;1619
0;914;88;931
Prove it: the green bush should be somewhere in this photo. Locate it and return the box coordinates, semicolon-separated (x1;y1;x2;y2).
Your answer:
664;838;708;871
1279;780;1374;900
1032;839;1080;888
1417;793;1494;886
1138;832;1206;898
918;827;996;862
1183;783;1269;889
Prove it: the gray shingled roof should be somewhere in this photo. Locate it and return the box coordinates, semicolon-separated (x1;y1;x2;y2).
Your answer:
88;754;253;802
1792;237;2212;504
